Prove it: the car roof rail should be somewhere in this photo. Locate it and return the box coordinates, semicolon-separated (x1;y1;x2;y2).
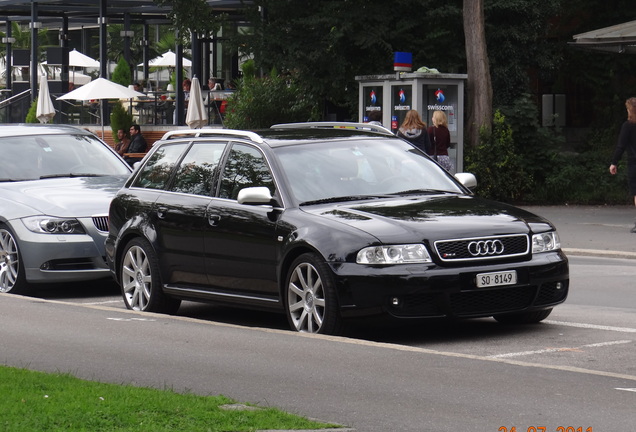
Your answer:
160;128;264;143
271;121;395;136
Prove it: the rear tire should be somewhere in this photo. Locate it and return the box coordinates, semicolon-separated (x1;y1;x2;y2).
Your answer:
119;237;180;314
493;308;552;324
0;225;32;295
284;253;343;335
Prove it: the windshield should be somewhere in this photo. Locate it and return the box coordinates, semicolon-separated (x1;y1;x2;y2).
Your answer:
273;138;465;204
0;134;131;181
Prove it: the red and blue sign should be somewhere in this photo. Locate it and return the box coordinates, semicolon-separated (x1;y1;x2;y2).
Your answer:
394;52;412;72
435;89;445;103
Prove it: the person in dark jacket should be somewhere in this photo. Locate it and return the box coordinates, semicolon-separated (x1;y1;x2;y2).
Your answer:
609;96;636;233
124;124;148;166
397;110;431;154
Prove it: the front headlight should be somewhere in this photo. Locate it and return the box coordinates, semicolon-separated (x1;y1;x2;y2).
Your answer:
532;231;560;253
357;244;432;265
22;216;86;234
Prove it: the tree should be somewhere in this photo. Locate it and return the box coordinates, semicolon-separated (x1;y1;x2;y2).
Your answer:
463;0;492;147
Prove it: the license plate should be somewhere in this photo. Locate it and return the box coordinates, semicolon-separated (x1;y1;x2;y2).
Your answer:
476;270;517;288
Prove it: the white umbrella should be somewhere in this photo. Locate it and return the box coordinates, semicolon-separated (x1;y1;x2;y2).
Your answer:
57;77;145;101
68;49;100;68
36;75;56;124
142;50;192;68
186;76;208;129
57;77;146;138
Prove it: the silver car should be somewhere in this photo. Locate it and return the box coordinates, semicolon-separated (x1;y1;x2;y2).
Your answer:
0;124;132;294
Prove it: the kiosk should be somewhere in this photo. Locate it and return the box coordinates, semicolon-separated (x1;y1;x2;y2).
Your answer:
356;72;467;172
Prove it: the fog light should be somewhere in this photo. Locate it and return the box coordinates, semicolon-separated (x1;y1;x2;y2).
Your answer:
41;261;50;270
556;282;563;290
391;297;400;306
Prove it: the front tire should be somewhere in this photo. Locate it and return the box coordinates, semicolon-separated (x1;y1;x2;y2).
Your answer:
285;253;342;335
0;225;31;295
119;237;180;314
493;308;553;324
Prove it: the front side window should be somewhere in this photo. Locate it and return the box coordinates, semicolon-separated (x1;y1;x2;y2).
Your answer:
169;142;226;196
218;143;274;200
131;143;188;190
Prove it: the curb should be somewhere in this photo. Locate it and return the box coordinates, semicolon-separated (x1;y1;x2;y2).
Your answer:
563;248;636;260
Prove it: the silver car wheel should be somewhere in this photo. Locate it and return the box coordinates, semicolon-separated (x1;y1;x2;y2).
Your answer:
121;244;152;311
287;262;326;333
0;229;19;293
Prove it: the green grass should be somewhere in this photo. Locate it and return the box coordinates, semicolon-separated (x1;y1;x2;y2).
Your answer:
0;366;337;431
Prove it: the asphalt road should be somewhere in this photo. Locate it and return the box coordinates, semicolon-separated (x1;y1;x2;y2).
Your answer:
2;205;635;431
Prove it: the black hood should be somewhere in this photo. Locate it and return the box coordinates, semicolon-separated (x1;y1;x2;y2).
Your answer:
305;195;552;244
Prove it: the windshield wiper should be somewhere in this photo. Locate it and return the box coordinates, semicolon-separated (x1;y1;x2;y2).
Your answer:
39;173;102;179
300;195;393;206
390;189;456;196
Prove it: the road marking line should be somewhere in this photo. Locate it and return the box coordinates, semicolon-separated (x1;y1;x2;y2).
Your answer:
616;388;636;393
545;320;636;333
488;340;632;358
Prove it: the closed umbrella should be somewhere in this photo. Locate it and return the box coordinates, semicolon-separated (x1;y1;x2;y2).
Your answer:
36;75;56;124
186;76;208;129
57;77;145;138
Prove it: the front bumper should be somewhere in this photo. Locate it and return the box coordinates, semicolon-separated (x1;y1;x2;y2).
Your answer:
11;218;111;284
331;251;569;319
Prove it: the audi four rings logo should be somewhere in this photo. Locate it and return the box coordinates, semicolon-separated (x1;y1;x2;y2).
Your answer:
467;239;505;256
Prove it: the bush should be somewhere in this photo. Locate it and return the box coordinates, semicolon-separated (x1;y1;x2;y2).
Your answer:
25;99;39;123
111;57;132;87
465;110;526;202
223;70;319;129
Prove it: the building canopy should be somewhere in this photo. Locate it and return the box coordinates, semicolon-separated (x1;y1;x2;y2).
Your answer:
570;19;636;54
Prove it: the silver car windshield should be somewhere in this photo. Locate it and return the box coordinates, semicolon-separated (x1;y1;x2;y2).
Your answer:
273;138;464;204
0;134;131;181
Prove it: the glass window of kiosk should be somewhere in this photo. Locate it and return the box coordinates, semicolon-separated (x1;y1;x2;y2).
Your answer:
390;84;412;133
363;86;383;125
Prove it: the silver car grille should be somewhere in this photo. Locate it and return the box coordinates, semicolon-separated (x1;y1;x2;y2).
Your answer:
434;234;529;262
92;216;109;232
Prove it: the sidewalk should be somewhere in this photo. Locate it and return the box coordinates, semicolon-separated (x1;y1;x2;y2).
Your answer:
521;205;636;259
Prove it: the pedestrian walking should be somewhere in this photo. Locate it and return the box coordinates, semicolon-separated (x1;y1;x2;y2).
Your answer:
609;96;636;233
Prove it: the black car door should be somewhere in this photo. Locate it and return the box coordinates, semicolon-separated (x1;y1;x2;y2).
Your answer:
152;141;226;287
204;142;281;301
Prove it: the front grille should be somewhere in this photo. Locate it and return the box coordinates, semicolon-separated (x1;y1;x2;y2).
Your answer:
450;286;536;315
389;286;539;318
92;216;109;232
41;258;96;271
435;234;529;262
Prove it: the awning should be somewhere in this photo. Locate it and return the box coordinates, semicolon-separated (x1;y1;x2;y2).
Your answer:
570;20;636;54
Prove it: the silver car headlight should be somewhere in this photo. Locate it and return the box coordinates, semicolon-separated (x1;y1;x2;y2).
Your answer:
22;216;86;234
357;244;432;265
532;231;560;253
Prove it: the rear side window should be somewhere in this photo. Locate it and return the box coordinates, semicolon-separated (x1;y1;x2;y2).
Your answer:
219;143;274;200
169;142;226;196
131;143;188;190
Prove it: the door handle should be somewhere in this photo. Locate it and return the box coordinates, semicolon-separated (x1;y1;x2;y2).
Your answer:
208;214;221;226
156;207;168;219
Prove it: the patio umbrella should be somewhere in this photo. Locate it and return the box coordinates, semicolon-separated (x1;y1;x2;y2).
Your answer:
186;76;208;129
36;74;56;124
57;77;145;138
144;50;192;68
